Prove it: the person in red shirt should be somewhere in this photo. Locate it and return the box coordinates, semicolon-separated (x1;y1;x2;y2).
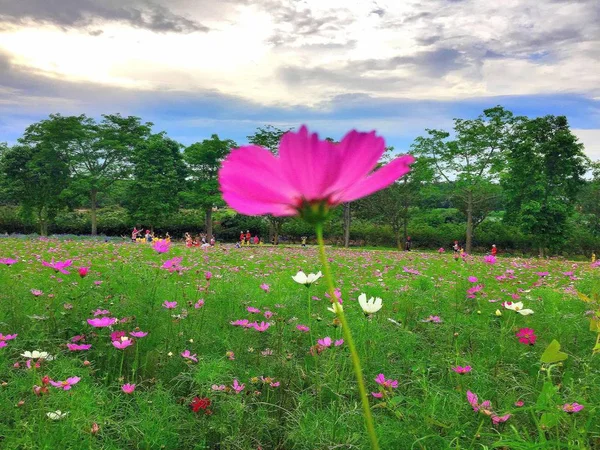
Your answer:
491;244;497;256
246;230;252;245
240;231;245;245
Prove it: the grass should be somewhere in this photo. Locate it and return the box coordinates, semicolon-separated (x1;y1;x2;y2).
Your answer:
0;238;599;449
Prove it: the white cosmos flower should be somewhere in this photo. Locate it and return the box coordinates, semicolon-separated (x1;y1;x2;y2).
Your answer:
358;293;383;314
47;410;68;420
21;350;53;360
503;302;534;315
327;302;343;314
292;271;323;286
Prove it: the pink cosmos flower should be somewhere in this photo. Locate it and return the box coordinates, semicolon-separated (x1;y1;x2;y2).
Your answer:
152;239;170;253
181;350;198;362
296;325;310;332
129;331;148;338
205;271;212;281
94;280;103;286
317;337;332;347
438;248;445;253
31;289;43;297
112;338;133;349
230;319;249;327
468;276;478;283
122;383;136;394
371;392;383;398
194;299;205;309
67;343;92;351
260;283;270;293
0;333;17;341
232;379;245;393
374;374;398;389
252;321;271;332
71;335;85;342
93;309;110;316
264;311;273;319
0;257;18;265
162;257;183;272
78;267;89;278
452;365;472;374
42;259;73;274
334;339;344;347
466;391;491;412
211;384;226;391
422;315;442;323
163;301;177;309
516;328;537;345
247;307;261;314
563;403;584;413
218;125;414;216
492;414;511;424
514;400;524;407
0;341;7;348
110;331;126;341
483;255;496;264
50;376;81;390
87;317;117;327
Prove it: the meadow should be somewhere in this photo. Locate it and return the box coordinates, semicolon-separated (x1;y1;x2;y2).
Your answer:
0;237;599;449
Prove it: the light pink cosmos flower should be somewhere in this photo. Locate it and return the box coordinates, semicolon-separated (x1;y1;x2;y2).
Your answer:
163;301;177;309
205;271;212;281
317;337;332;347
218;125;414;216
468;276;478;283
67;343;92;351
514;400;525;407
152;239;170;253
452;365;472;374
87;317;117;327
563;403;584;413
212;384;226;391
112;338;133;349
466;391;491;412
50;376;81;390
0;257;18;265
264;311;273;319
231;379;245;393
483;255;496;264
296;325;310;332
438;248;445;253
93;309;110;316
260;283;270;293
334;339;344;347
194;299;205;309
230;319;249;327
42;259;73;274
371;392;383;398
31;289;43;297
374;374;398;389
0;341;7;348
129;331;148;338
247;306;261;314
181;350;198;362
162;257;183;272
122;383;136;394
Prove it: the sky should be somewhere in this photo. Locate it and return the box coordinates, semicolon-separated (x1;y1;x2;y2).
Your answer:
0;0;599;159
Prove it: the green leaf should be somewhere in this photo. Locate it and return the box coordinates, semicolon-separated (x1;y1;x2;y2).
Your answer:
540;412;560;428
540;340;568;364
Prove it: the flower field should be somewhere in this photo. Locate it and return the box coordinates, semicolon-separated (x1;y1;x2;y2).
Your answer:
1;238;599;449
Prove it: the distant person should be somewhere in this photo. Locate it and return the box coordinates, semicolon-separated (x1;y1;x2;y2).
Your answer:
240;231;245;246
452;241;460;254
301;236;307;247
210;236;215;246
145;230;152;243
405;236;412;251
253;235;259;245
246;230;252;245
491;244;497;256
131;227;139;242
592;252;596;263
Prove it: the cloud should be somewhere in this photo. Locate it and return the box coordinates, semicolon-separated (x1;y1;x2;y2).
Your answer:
0;0;208;33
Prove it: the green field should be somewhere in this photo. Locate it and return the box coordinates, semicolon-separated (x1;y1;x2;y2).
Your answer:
1;238;599;449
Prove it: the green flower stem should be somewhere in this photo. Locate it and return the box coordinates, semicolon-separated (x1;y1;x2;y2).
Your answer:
315;222;379;450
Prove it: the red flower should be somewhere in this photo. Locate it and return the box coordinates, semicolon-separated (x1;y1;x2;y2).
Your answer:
190;397;211;413
515;328;537;345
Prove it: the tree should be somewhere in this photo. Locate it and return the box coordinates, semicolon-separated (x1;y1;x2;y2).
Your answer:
502;115;588;255
411;106;515;253
577;161;600;236
247;125;293;244
355;156;435;249
127;133;187;230
0;144;70;235
184;135;237;240
19;114;152;235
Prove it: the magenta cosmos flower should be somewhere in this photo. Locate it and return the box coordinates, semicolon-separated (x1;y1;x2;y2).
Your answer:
563;403;584;413
218;126;414;220
452;365;472;374
67;343;92;351
152;239;170;253
516;328;537;345
122;383;136;394
0;258;18;265
87;317;117;327
50;376;81;391
374;374;398;389
78;266;89;278
112;338;133;349
42;259;73;274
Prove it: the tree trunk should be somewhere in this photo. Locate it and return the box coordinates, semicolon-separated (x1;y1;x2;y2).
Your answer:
466;189;473;254
343;202;351;248
90;188;98;236
205;207;213;241
395;229;402;250
273;223;279;245
38;209;48;236
538;246;544;258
